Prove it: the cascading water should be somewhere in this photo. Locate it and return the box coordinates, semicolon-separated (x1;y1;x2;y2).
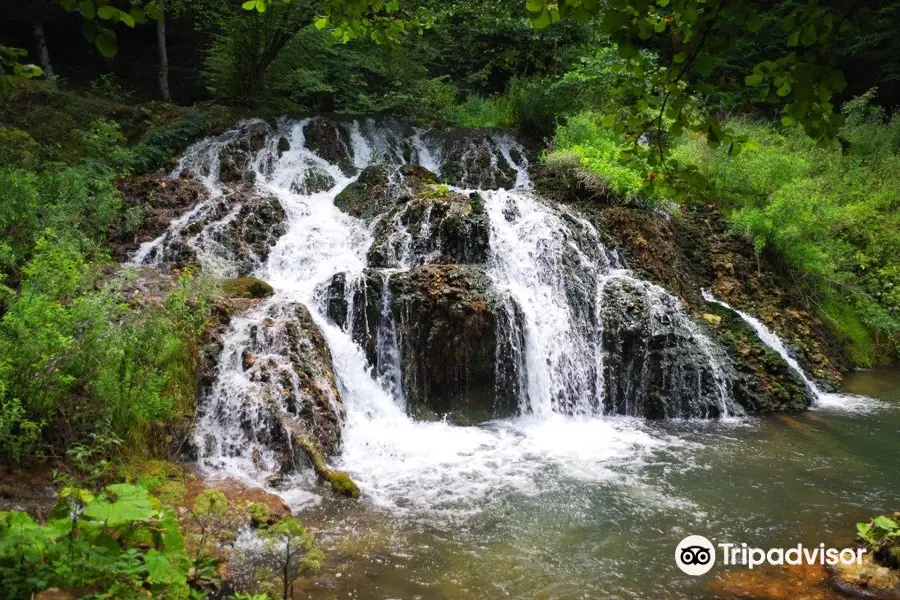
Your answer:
134;116;749;510
701;290;878;412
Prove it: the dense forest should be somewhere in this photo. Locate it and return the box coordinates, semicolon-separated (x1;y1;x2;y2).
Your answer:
2;1;900;598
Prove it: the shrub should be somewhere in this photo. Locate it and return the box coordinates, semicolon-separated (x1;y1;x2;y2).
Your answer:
672;95;900;364
0;484;193;599
548;112;649;203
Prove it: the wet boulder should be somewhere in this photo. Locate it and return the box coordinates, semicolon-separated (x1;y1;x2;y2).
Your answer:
289;164;335;195
598;276;740;419
226;302;345;472
218;120;273;183
421;129;527;190
322;265;520;423
143;189;286;276
367;189;490;268
334;164;438;221
700;301;813;412
302;119;355;176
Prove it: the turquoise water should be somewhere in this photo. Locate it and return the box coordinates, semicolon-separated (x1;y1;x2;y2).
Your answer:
297;370;900;599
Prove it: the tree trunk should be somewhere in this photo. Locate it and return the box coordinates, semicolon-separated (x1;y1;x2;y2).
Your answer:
156;0;171;101
32;21;55;86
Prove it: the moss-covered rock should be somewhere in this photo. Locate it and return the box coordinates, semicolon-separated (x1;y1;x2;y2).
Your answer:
323;265;520;423
142;189;287;276
334;163;439;221
700;301;813;412
367;190;489;268
112;173;209;260
222;277;274;299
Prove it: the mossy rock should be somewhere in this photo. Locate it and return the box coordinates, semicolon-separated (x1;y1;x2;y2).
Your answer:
334;164;440;221
326;471;360;498
323;265;521;423
222;277;275;299
701;301;813;412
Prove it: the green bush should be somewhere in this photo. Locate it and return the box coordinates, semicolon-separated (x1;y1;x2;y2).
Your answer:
0;483;194;599
0;240;212;460
547;112;649;202
671;95;900;364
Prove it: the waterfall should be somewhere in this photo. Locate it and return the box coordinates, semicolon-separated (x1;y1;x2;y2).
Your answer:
701;290;877;412
484;190;736;418
134;117;754;508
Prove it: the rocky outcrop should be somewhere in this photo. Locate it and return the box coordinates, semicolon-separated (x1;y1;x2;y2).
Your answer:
244;302;344;460
324;265;519;423
561;200;846;389
598;276;739;418
302;119;355;177
334;164;439;221
421;128;528;190
141;188;286;276
112;173;209;260
368;189;490;268
217;120;272;184
700;301;812;412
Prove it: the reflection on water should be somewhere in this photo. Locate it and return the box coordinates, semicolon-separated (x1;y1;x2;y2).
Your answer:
293;370;899;599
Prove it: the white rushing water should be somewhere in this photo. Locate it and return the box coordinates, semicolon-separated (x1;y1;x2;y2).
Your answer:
133;118;791;511
701;290;878;413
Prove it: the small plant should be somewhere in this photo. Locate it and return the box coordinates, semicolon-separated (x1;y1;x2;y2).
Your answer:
89;72;133;103
248;501;272;528
857;513;900;569
188;488;228;590
0;483;192;598
258;517;325;600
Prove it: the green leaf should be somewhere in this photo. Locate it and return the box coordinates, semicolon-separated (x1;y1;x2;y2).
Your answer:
95;35;117;58
97;5;117;21
745;74;763;86
525;0;544;12
314;16;329;29
746;13;764;33
241;0;257;9
781;116;795;126
145;549;180;583
618;43;638;59
695;55;714;76
825;70;846;93
78;0;96;19
874;516;898;530
82;483;153;525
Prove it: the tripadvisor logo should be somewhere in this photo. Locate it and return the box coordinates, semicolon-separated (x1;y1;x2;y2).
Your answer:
675;535;867;576
675;535;716;576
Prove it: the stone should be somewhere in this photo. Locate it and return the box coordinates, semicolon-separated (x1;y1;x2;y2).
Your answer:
323;265;519;423
222;277;275;299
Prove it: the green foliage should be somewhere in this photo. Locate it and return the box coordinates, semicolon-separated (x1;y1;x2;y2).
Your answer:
0;249;213;461
0;483;193;599
548;112;650;203
248;502;271;528
858;513;900;569
0;46;42;96
523;0;873;200
672;94;900;364
257;516;324;600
